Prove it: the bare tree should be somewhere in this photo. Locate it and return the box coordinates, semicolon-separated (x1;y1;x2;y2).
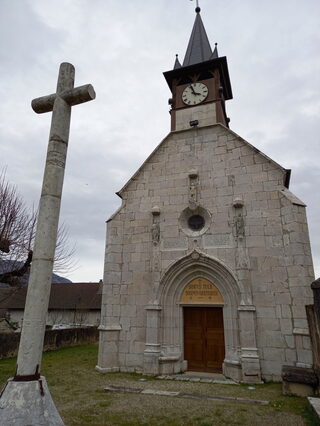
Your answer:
0;170;76;285
54;224;77;276
0;170;32;256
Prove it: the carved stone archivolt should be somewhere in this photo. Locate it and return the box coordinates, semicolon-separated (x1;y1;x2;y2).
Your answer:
156;250;243;379
156;250;261;382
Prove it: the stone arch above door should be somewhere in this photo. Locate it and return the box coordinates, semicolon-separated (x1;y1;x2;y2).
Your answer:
156;250;243;379
157;250;241;307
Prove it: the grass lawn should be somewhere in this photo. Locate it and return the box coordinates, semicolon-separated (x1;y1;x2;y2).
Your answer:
0;344;319;425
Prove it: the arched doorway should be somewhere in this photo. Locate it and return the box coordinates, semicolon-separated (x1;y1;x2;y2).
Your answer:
181;278;225;373
156;251;243;380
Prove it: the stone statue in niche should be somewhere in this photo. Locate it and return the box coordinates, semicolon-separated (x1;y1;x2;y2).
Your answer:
188;169;199;209
189;180;197;204
235;214;245;238
234;210;250;269
151;223;160;245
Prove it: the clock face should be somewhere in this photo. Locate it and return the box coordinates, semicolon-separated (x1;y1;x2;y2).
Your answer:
182;82;208;106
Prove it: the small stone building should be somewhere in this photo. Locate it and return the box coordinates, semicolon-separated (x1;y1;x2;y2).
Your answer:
1;282;101;329
97;8;314;383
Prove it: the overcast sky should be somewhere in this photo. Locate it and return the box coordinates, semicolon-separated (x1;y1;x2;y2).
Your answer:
1;0;319;282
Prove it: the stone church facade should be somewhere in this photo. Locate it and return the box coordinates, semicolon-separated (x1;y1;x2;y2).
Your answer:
97;7;314;383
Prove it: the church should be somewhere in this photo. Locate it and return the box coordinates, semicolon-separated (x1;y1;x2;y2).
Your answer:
96;6;314;383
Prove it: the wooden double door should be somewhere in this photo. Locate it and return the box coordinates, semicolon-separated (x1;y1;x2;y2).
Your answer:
184;307;225;373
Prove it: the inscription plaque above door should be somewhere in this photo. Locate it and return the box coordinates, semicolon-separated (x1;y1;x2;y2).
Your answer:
180;278;223;304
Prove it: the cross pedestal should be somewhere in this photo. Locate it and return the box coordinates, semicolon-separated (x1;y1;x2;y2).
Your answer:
0;62;95;425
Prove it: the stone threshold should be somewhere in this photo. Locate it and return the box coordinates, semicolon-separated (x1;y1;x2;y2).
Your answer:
104;385;269;405
157;372;237;385
308;397;320;419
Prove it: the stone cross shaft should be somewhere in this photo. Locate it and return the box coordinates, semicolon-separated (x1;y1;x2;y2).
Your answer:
16;63;95;378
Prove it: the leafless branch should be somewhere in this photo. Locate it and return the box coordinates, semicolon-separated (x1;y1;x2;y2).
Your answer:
0;169;76;284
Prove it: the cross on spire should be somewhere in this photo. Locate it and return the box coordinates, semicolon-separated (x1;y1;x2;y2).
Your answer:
190;0;201;13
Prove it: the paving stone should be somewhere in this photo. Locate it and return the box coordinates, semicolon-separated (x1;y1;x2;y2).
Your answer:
236;397;269;405
308;397;320;419
104;383;268;405
142;389;180;396
174;376;190;381
104;385;142;393
212;379;237;385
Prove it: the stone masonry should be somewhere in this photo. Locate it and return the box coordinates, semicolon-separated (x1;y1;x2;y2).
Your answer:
97;123;314;383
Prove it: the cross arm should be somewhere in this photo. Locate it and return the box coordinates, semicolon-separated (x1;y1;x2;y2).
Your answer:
31;84;96;114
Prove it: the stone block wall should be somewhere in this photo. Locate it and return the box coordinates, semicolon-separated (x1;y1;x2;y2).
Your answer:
175;103;216;131
0;327;99;360
98;123;314;381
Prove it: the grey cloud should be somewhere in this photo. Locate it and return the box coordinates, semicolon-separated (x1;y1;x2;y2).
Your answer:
0;1;319;281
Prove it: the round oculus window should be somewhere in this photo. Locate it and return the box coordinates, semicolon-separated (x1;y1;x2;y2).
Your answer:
188;215;205;231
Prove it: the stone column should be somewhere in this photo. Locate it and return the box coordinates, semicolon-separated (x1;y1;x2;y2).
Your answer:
143;207;162;374
96;325;122;373
150;206;161;300
143;305;162;374
232;197;261;383
238;305;262;383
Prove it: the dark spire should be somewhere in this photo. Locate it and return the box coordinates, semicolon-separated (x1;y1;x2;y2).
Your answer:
182;7;213;67
173;54;182;69
211;42;219;59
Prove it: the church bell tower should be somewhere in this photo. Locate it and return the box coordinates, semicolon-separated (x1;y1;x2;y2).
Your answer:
164;6;232;132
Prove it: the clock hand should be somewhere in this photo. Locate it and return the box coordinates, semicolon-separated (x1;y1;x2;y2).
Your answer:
190;85;197;95
190;85;201;96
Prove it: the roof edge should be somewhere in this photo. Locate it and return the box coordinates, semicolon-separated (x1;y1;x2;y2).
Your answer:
106;202;124;223
280;188;306;207
117;132;173;197
115;123;289;200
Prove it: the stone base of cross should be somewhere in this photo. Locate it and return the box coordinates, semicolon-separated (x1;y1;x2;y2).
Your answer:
0;62;95;425
0;377;64;425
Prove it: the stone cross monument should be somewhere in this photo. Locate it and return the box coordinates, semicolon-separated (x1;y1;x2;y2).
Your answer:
0;62;95;425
